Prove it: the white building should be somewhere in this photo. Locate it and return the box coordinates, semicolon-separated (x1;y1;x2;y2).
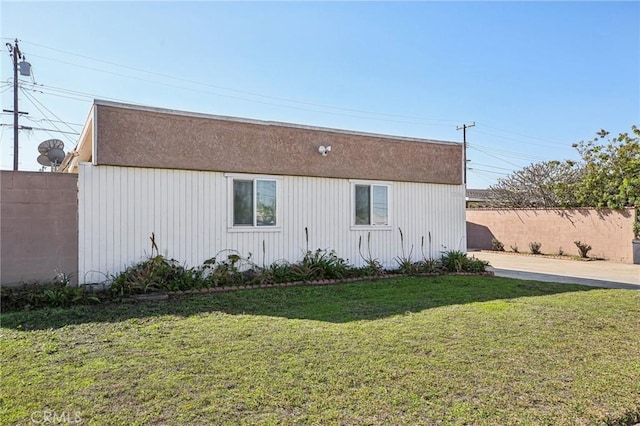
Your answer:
63;101;466;284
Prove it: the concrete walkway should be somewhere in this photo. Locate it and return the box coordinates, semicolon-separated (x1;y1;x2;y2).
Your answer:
471;251;640;290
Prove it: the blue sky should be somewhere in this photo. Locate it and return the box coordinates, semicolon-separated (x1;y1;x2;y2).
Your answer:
1;1;638;188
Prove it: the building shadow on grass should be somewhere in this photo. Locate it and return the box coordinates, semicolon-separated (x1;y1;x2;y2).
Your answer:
1;276;603;331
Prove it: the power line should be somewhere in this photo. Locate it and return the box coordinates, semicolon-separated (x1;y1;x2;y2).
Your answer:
467;169;500;187
22;82;114;103
0;123;79;135
24;41;466;126
0;111;83;127
24;72;456;128
467;167;508;176
468;145;523;168
469;162;514;172
20;88;75;144
468;143;548;162
21;88;78;133
24;116;83;127
476;122;568;146
474;129;574;150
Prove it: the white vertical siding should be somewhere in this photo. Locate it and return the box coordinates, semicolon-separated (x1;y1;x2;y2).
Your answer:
78;164;466;284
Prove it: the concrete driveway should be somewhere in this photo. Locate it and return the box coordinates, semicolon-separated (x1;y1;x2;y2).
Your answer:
471;251;640;290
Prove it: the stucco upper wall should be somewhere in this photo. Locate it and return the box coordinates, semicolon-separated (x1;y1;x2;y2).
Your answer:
94;103;463;185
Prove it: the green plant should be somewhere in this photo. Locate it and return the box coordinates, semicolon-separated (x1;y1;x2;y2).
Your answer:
394;227;416;274
439;250;488;273
109;235;203;295
358;233;384;277
465;256;490;273
0;275;102;312
257;261;295;284
420;232;434;261
558;247;564;256
529;241;542;255
201;250;251;287
416;258;444;274
109;254;181;296
42;286;82;308
301;249;350;280
574;241;592;258
510;244;519;253
491;238;505;251
440;250;467;272
634;213;640;239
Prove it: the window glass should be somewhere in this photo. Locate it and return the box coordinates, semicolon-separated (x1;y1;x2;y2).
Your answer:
233;180;254;226
372;185;388;225
355;185;371;225
256;180;277;226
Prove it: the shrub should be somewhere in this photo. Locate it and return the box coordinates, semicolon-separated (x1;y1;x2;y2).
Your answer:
510;244;519;253
465;257;490;273
491;238;505;251
110;255;188;296
440;250;489;273
529;242;542;255
417;258;445;274
202;251;251;287
0;275;102;312
256;261;296;284
358;233;384;277
558;247;564;256
394;227;415;273
574;241;592;258
301;248;350;280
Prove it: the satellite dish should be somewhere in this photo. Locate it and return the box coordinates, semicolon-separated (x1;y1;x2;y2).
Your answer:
37;154;52;167
37;139;65;171
47;148;65;164
38;139;64;154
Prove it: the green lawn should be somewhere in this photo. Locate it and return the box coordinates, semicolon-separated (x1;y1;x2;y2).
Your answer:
1;276;639;425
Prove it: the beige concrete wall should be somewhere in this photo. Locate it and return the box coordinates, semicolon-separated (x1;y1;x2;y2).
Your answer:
466;208;637;263
94;102;463;185
1;171;78;285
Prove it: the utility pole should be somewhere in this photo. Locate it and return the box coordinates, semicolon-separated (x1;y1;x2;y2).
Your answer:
456;122;475;186
5;39;30;171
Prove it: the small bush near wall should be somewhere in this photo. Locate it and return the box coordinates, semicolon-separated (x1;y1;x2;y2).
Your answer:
491;238;505;251
529;242;543;255
0;276;103;312
574;241;592;258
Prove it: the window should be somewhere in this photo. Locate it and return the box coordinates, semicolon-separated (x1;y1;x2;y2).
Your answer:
231;178;278;227
353;183;389;226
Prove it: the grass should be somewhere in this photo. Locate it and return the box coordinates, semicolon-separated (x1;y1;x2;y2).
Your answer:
1;276;639;425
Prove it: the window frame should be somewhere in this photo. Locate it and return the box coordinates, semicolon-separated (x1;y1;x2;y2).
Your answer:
226;174;282;232
350;180;392;230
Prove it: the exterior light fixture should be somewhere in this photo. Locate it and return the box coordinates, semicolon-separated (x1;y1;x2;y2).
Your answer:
318;145;332;156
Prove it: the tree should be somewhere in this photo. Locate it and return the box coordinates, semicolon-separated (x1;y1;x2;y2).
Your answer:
487;160;582;208
486;125;639;210
571;126;640;209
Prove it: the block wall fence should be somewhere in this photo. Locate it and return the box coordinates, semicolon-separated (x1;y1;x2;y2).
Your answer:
1;171;78;285
466;208;637;263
